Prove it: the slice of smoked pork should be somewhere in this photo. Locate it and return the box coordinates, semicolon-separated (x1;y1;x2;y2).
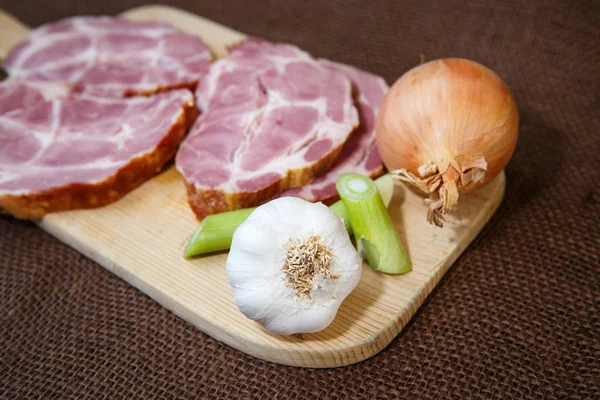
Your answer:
282;60;388;204
4;16;212;97
0;80;197;219
175;38;358;220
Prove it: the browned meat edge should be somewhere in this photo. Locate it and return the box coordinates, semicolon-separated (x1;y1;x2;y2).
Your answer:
122;82;199;97
183;131;357;220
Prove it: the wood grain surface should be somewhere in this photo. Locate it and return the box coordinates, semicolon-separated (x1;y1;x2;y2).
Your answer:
0;5;506;367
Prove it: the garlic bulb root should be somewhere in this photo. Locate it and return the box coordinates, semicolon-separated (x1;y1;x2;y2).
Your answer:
393;152;488;227
281;235;338;299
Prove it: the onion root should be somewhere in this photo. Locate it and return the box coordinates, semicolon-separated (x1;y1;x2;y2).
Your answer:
392;153;488;227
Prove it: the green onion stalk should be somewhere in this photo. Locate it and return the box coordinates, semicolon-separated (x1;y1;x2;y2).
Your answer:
184;174;394;258
336;173;411;275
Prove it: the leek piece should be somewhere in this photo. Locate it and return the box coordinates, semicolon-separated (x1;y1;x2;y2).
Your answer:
183;207;255;258
330;173;393;235
329;200;352;233
336;173;411;274
184;174;395;258
374;173;394;210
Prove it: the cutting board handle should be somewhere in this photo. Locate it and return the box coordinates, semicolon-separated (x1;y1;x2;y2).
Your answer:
0;9;30;62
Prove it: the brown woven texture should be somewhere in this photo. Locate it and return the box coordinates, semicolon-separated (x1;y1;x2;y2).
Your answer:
1;0;599;398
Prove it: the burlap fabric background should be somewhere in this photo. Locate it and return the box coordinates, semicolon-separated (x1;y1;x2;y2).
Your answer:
1;0;598;398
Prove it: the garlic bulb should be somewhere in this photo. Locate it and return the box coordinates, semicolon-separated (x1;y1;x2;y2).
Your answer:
226;197;362;335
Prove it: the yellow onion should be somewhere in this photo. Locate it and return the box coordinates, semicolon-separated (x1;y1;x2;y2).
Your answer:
376;58;519;226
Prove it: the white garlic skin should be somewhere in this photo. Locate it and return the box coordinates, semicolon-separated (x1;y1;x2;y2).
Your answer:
226;197;362;335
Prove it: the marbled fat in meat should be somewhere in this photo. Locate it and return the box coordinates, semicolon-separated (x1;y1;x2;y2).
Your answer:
175;38;358;219
0;80;197;218
282;60;388;204
4;16;212;97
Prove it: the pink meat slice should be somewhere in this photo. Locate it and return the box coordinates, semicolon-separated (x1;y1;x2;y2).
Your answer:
0;80;197;219
282;60;388;204
175;38;358;219
4;16;212;97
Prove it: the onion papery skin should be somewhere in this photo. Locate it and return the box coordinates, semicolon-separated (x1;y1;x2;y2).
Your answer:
376;58;519;225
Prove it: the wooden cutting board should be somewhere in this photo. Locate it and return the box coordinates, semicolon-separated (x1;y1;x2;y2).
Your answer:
0;5;506;368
